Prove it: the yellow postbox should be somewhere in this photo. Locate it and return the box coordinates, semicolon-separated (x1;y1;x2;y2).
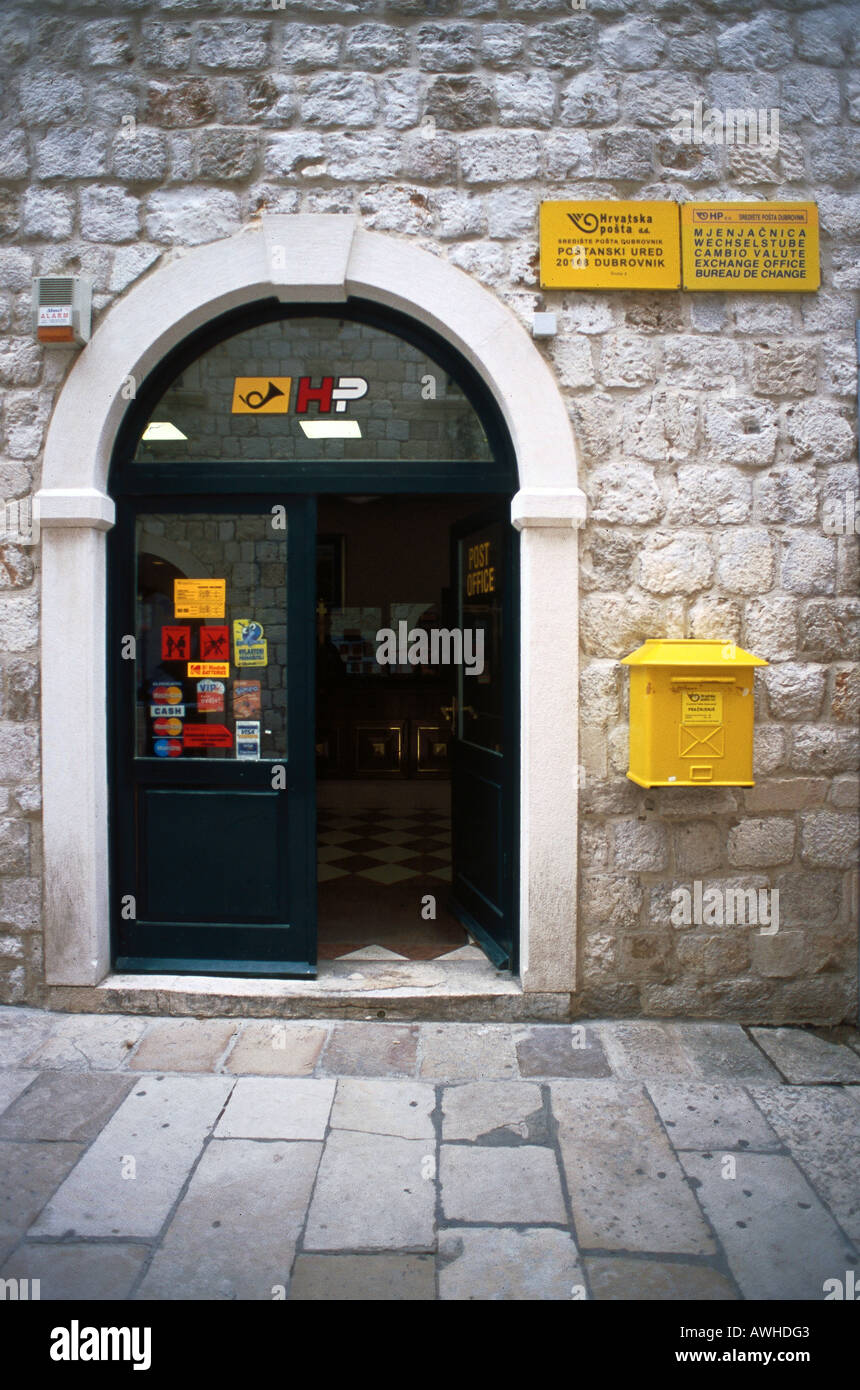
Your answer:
621;639;768;788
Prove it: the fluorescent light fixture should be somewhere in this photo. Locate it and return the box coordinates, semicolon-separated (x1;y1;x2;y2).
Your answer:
141;421;188;441
299;420;362;440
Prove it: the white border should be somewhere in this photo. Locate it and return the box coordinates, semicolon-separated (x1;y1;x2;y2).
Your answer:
36;215;586;995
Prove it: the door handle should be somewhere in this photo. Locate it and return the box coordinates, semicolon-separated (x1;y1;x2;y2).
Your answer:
440;698;457;731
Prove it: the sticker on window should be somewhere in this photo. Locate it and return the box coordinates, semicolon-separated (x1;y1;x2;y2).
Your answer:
236;720;261;760
233;680;262;718
233;619;268;668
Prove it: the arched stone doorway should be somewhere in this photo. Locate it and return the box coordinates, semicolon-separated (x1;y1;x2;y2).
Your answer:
36;214;585;1004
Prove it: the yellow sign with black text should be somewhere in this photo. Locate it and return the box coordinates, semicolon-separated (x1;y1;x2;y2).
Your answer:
681;690;723;725
174;578;226;619
681;202;819;291
540;201;681;290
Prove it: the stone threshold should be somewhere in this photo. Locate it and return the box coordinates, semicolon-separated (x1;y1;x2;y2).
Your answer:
45;961;572;1023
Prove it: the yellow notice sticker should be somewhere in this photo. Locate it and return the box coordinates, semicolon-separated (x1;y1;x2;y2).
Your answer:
231;378;292;414
681;690;723;724
174;579;226;619
540;201;681;289
681;202;819;291
187;662;230;678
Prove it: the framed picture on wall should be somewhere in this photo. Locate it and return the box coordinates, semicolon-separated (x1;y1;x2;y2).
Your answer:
317;534;345;609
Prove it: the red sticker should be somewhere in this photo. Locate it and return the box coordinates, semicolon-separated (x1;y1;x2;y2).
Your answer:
183;723;233;749
199;626;230;662
161;626;191;661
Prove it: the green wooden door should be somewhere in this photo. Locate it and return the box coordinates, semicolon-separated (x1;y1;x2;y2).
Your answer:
448;506;519;970
110;496;317;976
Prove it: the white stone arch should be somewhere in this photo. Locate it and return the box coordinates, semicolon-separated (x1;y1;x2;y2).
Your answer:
36;214;586;1000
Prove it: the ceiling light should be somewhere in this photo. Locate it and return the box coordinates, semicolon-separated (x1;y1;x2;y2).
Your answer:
141;421;188;441
299;421;362;439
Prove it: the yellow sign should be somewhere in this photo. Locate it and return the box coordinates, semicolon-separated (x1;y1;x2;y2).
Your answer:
540;201;681;289
465;540;496;597
174;579;226;619
231;377;292;414
681;202;819;291
233;619;268;668
681;690;723;725
188;662;230;678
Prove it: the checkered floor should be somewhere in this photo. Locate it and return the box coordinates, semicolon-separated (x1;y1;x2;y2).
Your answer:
317;809;452;885
316;808;472;960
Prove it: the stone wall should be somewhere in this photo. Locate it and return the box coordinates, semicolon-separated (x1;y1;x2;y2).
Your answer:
0;0;857;1019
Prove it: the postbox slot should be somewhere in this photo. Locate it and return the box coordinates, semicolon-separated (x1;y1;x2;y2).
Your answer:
670;677;736;685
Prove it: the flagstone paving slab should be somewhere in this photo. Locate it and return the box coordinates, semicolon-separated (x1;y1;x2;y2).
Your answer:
440;1145;567;1225
0;1070;36;1114
418;1023;519;1080
0;1071;135;1142
678;1150;857;1300
214;1078;335;1140
0;1243;149;1300
330;1078;435;1139
438;1227;581;1300
749;1028;860;1084
30;1075;232;1239
23;1014;148;1072
224;1022;328;1076
441;1081;545;1143
304;1130;435;1251
646;1082;782;1152
748;1085;860;1242
669;1023;780;1082
584;1256;738;1301
129;1019;237;1073
594;1021;696;1080
0;1009;58;1066
136;1139;321;1301
320;1022;419;1078
288;1253;435;1300
516;1024;612;1078
551;1081;716;1255
0;1140;84;1262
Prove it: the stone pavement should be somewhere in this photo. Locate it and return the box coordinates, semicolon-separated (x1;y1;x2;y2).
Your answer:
0;1006;858;1301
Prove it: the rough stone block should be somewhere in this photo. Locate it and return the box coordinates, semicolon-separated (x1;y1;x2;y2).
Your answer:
800;809;859;868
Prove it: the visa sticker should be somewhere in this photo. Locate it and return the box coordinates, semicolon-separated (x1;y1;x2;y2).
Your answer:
235;719;261;760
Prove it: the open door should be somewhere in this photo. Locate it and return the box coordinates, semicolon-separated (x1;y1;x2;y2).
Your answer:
448;505;519;970
110;497;317;976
